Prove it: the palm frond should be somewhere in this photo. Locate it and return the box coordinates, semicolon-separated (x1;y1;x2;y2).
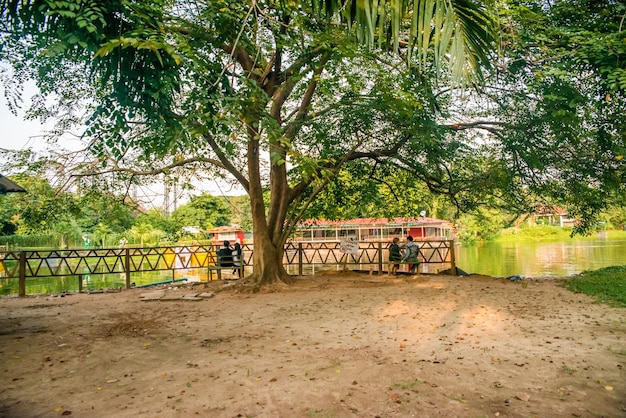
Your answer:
312;0;496;80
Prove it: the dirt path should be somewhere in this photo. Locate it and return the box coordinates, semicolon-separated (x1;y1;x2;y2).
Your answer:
1;272;625;417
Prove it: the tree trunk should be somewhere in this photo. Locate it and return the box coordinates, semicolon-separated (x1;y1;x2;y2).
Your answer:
248;229;293;286
245;113;293;286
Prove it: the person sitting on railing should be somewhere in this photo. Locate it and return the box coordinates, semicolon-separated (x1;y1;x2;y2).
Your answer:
217;240;234;267
402;235;419;274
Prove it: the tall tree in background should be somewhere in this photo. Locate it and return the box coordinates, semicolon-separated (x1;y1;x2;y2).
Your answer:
482;0;626;232
0;175;136;243
0;0;496;285
170;193;231;231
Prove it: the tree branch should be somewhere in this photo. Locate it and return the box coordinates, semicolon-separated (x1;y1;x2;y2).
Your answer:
203;132;250;193
282;52;331;140
69;155;224;178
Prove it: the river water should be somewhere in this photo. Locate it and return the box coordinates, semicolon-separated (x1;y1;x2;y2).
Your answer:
456;237;626;278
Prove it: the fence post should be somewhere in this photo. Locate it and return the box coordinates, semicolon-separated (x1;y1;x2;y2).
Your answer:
298;243;303;276
207;245;215;282
78;274;83;293
238;253;244;278
448;240;457;275
171;247;176;282
124;248;131;289
378;242;383;274
18;250;26;297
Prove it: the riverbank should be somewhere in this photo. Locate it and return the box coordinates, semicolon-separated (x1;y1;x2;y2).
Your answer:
1;271;624;417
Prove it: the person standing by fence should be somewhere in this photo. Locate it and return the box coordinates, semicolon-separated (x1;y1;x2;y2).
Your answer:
402;235;419;273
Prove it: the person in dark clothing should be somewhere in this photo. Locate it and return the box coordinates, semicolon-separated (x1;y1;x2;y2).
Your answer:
217;240;234;267
389;237;402;275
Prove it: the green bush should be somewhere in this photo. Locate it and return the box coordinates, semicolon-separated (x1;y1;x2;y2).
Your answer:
0;234;55;249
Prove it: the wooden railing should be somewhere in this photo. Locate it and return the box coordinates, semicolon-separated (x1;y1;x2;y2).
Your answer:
285;240;456;275
0;240;455;296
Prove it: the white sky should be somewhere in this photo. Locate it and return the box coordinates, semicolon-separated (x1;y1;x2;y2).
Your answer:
0;100;50;151
0;98;246;213
0;102;170;209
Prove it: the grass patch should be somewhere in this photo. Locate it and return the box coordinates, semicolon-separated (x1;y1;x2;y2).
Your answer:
497;225;573;242
496;226;626;242
561;365;577;375
605;230;626;240
562;265;626;308
317;357;341;372
392;378;423;391
304;408;334;417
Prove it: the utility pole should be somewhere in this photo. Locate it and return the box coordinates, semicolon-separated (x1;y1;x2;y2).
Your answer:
163;179;171;218
172;181;178;212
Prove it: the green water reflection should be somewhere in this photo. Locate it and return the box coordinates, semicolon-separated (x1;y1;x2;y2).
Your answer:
0;268;209;296
457;238;626;277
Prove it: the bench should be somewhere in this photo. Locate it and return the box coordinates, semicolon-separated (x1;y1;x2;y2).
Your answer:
207;251;244;281
207;262;244;280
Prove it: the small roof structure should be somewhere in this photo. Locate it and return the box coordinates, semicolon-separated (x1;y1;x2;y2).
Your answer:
0;173;27;194
205;226;245;244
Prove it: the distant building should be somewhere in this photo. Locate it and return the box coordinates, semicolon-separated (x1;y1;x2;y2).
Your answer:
206;226;245;244
533;206;576;227
182;226;201;234
292;217;455;242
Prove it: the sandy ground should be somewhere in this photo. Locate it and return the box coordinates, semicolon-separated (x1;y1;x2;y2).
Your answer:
0;271;625;418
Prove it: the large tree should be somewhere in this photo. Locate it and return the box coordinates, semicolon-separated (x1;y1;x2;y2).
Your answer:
481;0;626;232
0;0;496;285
